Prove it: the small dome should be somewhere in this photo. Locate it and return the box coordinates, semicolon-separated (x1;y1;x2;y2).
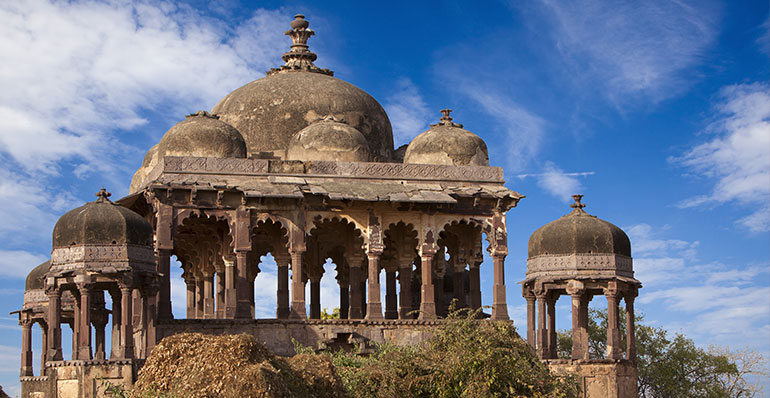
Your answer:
52;189;154;249
286;117;371;162
157;111;247;159
25;260;50;291
528;195;631;258
129;143;159;193
404;110;489;166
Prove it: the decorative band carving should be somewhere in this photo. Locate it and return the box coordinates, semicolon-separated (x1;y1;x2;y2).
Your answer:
525;254;634;278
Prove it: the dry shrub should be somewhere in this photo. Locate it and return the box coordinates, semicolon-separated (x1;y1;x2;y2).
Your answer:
131;333;345;398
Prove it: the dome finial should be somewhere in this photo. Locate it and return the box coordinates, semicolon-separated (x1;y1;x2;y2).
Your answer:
267;14;333;76
95;188;112;203
570;194;586;214
431;109;463;128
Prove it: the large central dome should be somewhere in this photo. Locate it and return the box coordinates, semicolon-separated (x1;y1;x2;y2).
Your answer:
212;15;394;161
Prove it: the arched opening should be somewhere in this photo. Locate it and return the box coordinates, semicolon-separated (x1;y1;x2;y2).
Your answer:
250;219;290;319
383;222;419;319
437;220;485;318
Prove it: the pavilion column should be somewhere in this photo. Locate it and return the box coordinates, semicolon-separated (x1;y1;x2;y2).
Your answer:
524;289;536;348
418;246;437;319
606;289;622;360
625;291;637;361
183;276;195;319
119;284;134;359
72;295;79;360
275;256;290;319
348;264;363;319
109;290;121;359
339;284;349;319
546;293;557;359
40;322;48;372
77;283;93;360
93;309;107;361
143;284;159;356
249;272;257;318
398;263;412;319
203;273;215;319
157;249;173;320
289;250;307;319
360;280;367;317
536;291;548;359
224;257;237;318
235;251;252;319
215;271;225;319
384;270;398;319
365;252;383;320
491;252;509;320
309;277;321;319
20;318;33;377
452;263;467;309
469;262;482;311
569;289;586;360
195;277;204;318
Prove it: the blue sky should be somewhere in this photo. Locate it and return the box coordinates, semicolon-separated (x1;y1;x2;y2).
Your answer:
0;0;768;395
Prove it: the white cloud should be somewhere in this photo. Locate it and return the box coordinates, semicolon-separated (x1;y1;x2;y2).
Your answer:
383;77;431;147
535;161;586;201
536;0;719;102
0;0;289;175
629;223;770;353
673;82;770;232
0;250;48;279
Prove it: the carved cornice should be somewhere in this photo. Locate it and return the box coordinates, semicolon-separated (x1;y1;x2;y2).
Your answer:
50;244;156;274
525;253;634;279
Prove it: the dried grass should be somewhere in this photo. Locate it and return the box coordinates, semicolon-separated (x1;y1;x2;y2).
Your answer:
131;333;346;398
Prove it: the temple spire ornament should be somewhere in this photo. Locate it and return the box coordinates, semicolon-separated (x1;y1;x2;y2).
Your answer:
95;188;112;203
268;14;333;76
570;194;587;215
431;109;463;128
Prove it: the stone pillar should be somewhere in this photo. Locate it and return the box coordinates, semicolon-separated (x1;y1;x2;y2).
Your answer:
606;289;622;360
625;292;636;361
569;290;586;360
119;284;134;359
384;270;398;319
20;318;33;376
360;280;367;318
348;264;363;319
339;284;349;319
78;284;93;360
398;264;412;319
289;250;307;319
452;263;466;309
276;259;290;319
524;289;536;348
469;262;482;311
40;322;48;372
93;319;106;361
109;290;121;360
203;273;215;319
195;277;204;318
365;252;383;320
536;291;548;359
579;294;591;360
72;296;79;360
184;276;195;319
309;277;321;319
143;284;159;356
418;247;437;319
215;271;225;319
224;257;237;318
546;293;557;359
235;250;252;319
157;249;173;319
491;252;509;320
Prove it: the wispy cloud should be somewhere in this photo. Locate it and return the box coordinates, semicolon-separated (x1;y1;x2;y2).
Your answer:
456;83;546;171
383;78;431;147
531;161;591;201
672;82;770;232
535;0;719;103
629;223;770;352
0;1;288;176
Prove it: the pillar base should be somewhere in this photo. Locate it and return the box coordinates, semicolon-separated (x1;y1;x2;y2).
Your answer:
365;303;383;320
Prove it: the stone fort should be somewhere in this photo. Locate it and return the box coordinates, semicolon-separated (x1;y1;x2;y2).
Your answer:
15;14;641;398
